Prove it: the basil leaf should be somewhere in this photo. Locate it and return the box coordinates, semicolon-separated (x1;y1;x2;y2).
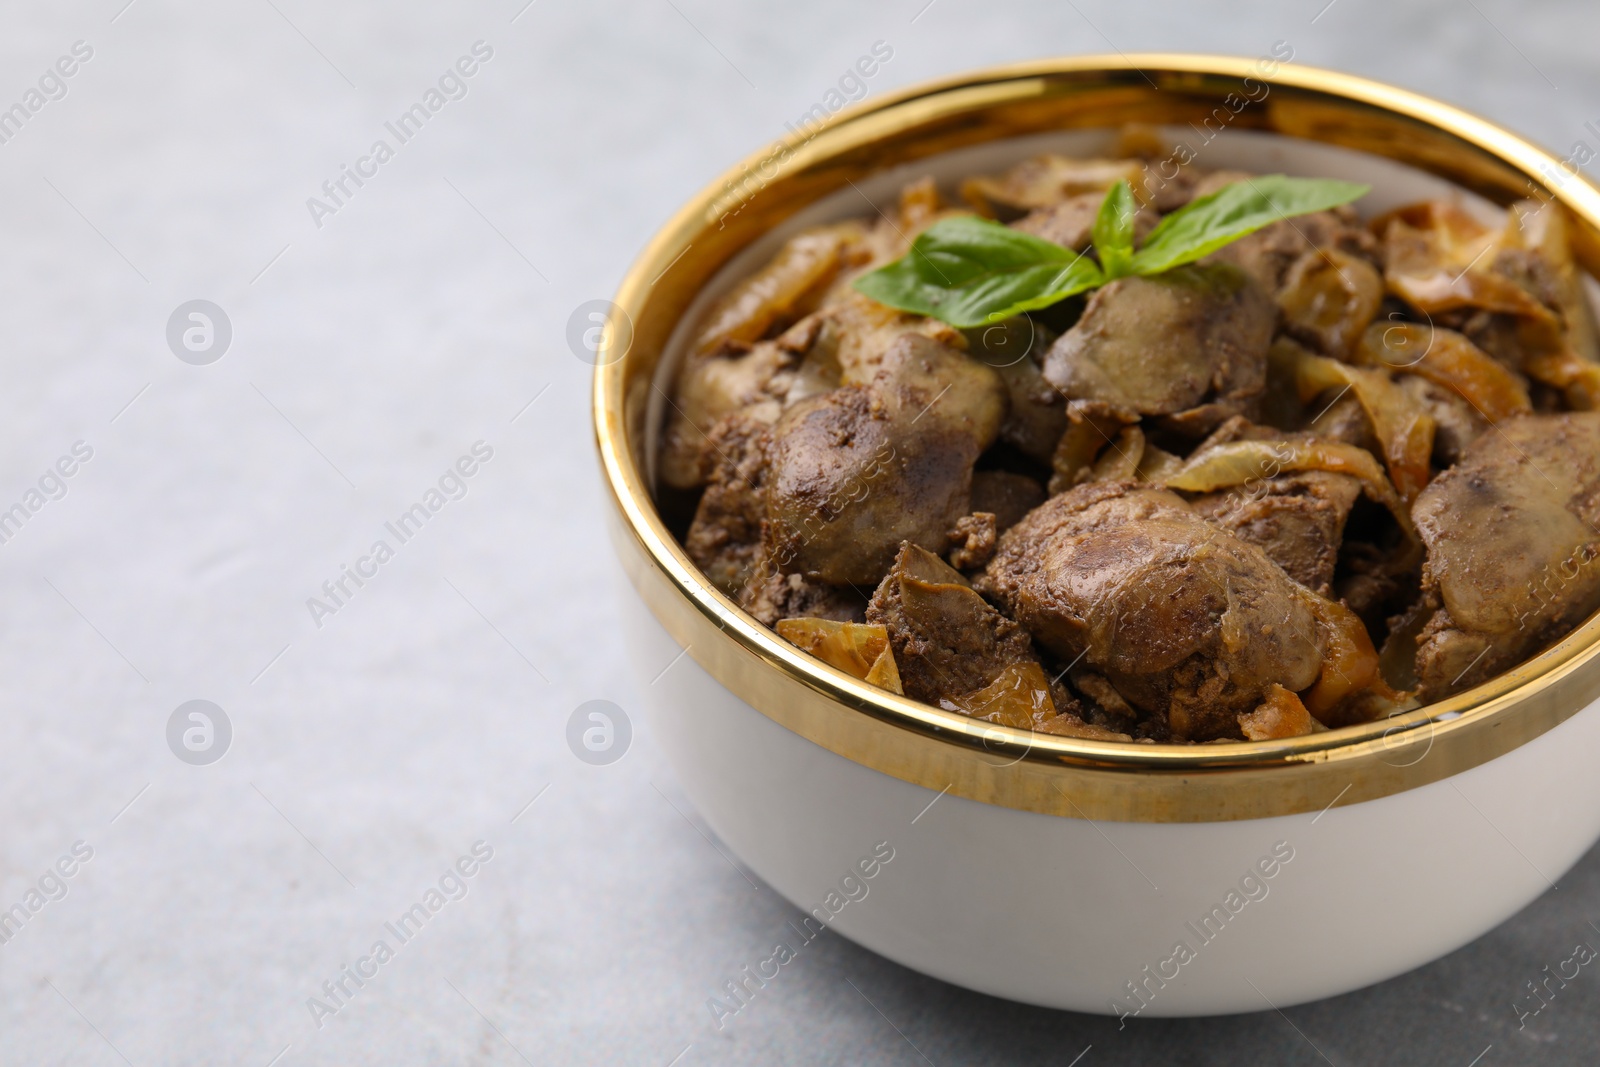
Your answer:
1130;174;1369;276
1092;179;1138;279
851;176;1368;327
852;215;1105;328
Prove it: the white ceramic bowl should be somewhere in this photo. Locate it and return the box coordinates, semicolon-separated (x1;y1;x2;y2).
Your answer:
595;56;1600;1015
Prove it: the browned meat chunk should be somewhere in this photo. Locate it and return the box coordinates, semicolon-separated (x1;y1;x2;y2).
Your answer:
662;224;866;488
1131;167;1255;213
818;289;971;387
682;413;875;625
1337;540;1419;639
659;339;796;489
683;415;770;595
739;549;867;627
960;155;1146;217
1190;471;1363;597
946;512;997;571
1010;192;1158;251
763;334;1005;585
1069;669;1141;731
867;543;1043;706
1203;202;1378;295
1411;413;1600;699
1397;374;1488;466
1041;263;1273;427
967;316;1067;462
1305;388;1381;453
977;481;1328;740
778;313;844;407
970;471;1047;532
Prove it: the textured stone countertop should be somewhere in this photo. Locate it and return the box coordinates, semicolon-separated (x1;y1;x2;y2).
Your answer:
0;1;1597;1063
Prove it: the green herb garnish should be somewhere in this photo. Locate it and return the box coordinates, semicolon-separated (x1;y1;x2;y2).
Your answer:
852;175;1370;328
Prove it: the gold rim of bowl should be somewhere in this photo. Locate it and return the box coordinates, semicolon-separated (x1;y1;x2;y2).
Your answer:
593;54;1600;822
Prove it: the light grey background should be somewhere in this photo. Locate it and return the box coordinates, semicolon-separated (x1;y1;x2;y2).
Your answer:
0;1;1596;1064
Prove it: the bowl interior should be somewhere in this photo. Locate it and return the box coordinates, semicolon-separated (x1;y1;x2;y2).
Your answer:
646;126;1523;484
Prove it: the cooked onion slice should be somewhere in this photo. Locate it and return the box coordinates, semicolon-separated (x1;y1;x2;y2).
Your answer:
1378;202;1551;320
1279;249;1384;360
1356;322;1532;423
692;224;859;355
1238;684;1319;740
1134;440;1185;483
1504;199;1600;363
1302;595;1397;719
864;641;903;693
940;662;1133;740
1288;341;1435;502
1048;400;1139;494
940;661;1057;728
1164;437;1415;537
1526;348;1600;411
775;618;904;695
960;155;1147;215
1375;200;1495;264
1377;200;1600;410
1088;425;1145;482
1034;712;1134;741
1388;262;1552;320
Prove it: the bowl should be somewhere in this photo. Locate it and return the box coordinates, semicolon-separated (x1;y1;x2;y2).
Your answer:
593;54;1600;1016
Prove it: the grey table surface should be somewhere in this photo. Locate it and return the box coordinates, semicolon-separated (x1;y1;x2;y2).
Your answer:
1;0;1598;1064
